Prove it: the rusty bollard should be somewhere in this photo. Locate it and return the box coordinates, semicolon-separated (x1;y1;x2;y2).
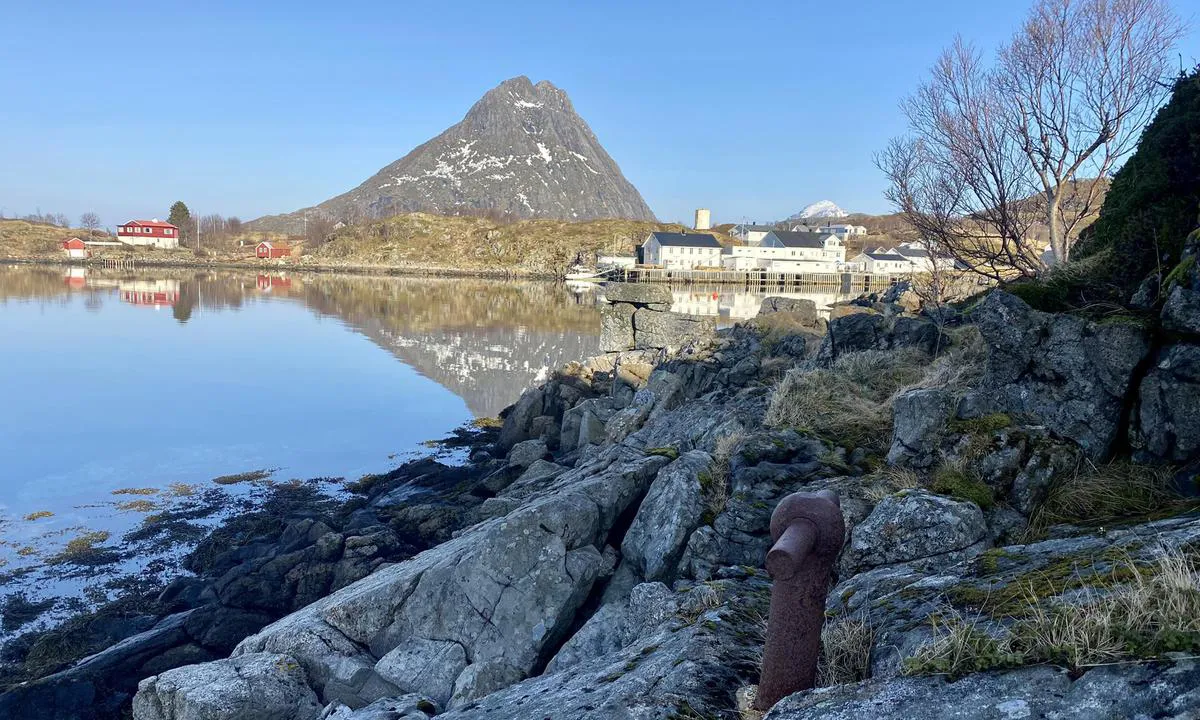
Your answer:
752;489;845;712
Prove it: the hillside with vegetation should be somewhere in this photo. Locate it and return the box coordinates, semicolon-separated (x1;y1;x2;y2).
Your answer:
0;219;106;257
0;212;715;278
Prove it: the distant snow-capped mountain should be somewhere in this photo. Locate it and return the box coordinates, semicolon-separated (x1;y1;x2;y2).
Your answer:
791;200;848;220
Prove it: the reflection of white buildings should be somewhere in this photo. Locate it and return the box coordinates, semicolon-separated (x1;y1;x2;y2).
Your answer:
722;231;846;273
670;290;721;316
662;288;844;322
118;279;180;308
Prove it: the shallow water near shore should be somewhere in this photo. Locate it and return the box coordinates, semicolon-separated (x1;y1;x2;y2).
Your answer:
0;264;848;634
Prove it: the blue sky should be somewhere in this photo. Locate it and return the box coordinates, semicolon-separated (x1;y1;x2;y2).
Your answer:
1;1;1196;228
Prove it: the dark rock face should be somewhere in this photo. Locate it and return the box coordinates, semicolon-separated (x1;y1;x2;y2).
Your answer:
249;77;654;233
816;313;944;364
1133;343;1200;462
968;291;1152;459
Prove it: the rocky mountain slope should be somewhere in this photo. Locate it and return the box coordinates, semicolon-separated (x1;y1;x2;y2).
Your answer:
249;77;655;234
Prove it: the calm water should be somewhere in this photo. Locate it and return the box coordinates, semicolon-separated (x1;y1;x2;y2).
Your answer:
0;265;846;625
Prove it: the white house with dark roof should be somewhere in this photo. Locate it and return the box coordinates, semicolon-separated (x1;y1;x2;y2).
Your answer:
641;232;723;270
893;241;963;273
722;231;846;273
851;251;913;274
818;223;868;239
730;223;776;245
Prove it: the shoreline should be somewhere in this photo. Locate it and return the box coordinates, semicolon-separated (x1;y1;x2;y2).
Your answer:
0;255;563;282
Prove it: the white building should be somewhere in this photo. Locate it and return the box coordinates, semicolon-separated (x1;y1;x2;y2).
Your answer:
597;254;637;270
641;232;723;270
852;251;913;274
818;224;868;239
721;231;846;273
730;223;776;245
892;242;962;273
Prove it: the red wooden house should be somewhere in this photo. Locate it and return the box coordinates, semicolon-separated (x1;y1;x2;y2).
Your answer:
256;241;291;259
62;237;89;259
117;219;181;249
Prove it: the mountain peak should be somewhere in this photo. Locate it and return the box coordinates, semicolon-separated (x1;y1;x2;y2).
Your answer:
792;200;848;220
248;78;653;232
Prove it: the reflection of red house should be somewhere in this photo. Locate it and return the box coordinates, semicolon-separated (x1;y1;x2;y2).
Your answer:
121;290;179;307
256;274;293;292
63;238;89;259
256;241;291;259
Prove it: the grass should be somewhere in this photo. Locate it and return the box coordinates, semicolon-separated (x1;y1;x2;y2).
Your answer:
765;349;927;453
750;311;819;354
864;466;923;502
111;487;159;496
22;511;53;521
817;617;876;686
115;499;158;512
700;432;744;525
905;548;1200;675
902;611;1023;677
1025;460;1187;539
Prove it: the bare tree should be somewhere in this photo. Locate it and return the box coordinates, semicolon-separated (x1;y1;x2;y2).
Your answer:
879;0;1185;279
80;212;100;238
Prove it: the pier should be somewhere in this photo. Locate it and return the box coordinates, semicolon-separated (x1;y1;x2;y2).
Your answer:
614;268;901;295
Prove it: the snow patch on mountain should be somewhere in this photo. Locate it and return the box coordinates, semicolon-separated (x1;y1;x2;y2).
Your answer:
793;200;848;219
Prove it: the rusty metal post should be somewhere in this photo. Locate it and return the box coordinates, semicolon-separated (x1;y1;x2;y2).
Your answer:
753;489;845;711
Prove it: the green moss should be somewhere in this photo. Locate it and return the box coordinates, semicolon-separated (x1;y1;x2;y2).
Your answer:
1004;279;1070;313
948;549;1143;618
1165;254;1197;291
975;548;1020;575
645;447;680;461
931;465;994;510
949;414;1012;436
1097;312;1154;330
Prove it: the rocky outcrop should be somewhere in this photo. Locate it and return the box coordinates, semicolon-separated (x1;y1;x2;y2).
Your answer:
886;388;956;467
1132;343;1200;462
113;278;1200;720
133;653;322;720
621;451;712;581
967;291;1151;459
765;660;1200;720
841;490;987;575
816;312;944;364
598;283;715;354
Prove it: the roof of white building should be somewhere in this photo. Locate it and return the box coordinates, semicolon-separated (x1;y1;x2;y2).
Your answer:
647;232;722;248
766;231;835;249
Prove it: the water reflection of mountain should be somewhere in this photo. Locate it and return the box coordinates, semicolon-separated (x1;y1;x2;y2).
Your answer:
0;267;852;418
294;277;601;417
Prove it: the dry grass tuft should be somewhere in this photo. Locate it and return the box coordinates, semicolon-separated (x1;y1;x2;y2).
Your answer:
766;348;927;452
1026;460;1184;538
902;611;1021;677
907;548;1200;675
817;617;876;686
864;466;923;502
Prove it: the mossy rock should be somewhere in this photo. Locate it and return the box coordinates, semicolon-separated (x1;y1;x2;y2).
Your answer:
932;465;994;510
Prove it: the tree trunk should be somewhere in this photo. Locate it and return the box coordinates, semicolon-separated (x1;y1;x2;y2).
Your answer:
1046;189;1067;265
